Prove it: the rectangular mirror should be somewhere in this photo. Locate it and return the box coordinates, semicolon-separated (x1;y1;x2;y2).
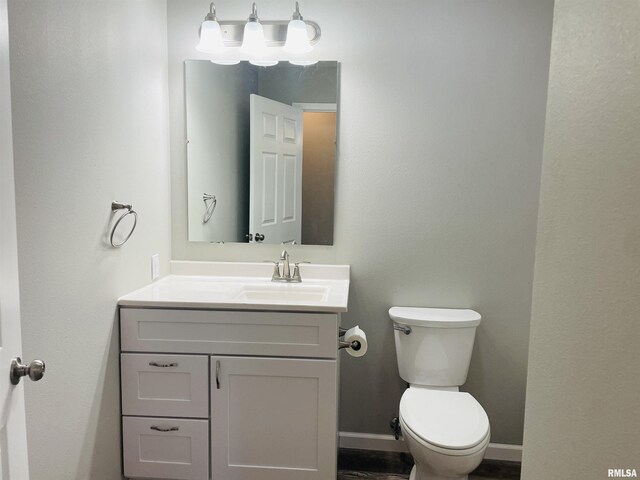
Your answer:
185;60;339;245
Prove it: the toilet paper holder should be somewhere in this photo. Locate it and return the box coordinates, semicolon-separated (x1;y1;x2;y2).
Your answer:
338;339;362;351
338;327;362;351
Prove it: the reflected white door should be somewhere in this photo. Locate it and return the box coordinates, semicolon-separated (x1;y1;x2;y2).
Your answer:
249;95;303;244
0;0;30;477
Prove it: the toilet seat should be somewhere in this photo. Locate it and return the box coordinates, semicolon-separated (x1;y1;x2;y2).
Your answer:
400;388;489;453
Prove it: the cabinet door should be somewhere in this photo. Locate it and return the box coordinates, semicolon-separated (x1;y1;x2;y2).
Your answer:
211;356;337;480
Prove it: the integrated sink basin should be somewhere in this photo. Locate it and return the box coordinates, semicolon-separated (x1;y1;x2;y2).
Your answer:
118;261;350;313
235;284;330;303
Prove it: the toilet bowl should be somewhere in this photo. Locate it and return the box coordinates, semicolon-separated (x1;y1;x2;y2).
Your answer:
390;307;490;480
399;387;489;480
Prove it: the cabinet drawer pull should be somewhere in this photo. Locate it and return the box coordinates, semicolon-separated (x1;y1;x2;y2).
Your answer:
216;360;221;389
148;361;178;368
150;425;179;432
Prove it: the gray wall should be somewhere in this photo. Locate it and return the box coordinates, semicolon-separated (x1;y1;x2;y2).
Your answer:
169;0;554;445
522;1;640;477
8;2;171;479
257;62;338;105
186;61;254;242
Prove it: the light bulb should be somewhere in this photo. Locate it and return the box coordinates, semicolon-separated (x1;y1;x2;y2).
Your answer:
284;19;312;54
197;20;224;53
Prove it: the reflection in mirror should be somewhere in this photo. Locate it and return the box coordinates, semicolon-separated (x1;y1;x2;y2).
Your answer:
185;61;339;246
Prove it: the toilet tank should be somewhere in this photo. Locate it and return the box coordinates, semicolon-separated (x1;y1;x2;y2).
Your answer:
389;307;481;387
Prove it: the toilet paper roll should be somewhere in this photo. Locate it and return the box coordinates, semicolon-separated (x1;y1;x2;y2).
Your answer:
343;325;367;357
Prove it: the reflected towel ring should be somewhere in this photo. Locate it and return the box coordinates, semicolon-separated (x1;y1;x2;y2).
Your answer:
203;193;217;224
110;201;138;247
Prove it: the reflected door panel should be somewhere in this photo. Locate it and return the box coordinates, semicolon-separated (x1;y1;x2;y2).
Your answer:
250;94;303;244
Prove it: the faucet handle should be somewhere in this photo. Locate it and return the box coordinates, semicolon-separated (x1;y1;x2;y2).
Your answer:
264;260;281;279
291;261;310;282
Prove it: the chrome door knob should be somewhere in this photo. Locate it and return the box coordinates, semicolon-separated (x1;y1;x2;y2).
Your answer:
10;357;45;385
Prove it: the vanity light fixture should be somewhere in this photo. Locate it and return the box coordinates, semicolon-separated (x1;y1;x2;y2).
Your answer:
195;2;321;66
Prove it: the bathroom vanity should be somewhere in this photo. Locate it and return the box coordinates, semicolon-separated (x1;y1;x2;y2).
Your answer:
118;262;350;480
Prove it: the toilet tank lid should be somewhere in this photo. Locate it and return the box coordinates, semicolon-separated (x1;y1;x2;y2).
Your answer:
389;307;481;328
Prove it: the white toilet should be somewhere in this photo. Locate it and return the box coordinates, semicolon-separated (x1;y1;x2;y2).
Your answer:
390;307;490;480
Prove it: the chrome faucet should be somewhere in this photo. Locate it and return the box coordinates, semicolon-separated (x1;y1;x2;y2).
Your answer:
268;250;308;283
280;250;291;279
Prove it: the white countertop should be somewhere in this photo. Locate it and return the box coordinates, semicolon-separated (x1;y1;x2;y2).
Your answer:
118;261;350;313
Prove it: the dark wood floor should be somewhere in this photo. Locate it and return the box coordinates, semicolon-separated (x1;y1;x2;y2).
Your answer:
337;448;521;480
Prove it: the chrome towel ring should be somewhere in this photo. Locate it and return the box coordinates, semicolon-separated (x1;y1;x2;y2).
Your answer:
203;193;217;224
110;201;137;247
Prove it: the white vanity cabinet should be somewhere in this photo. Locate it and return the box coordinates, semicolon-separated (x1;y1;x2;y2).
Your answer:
120;306;339;480
211;356;337;480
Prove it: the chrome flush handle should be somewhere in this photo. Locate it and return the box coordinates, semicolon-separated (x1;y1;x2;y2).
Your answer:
393;324;412;335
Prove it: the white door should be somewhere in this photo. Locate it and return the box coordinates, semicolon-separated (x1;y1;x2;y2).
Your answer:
211;356;338;480
0;0;31;477
249;94;303;244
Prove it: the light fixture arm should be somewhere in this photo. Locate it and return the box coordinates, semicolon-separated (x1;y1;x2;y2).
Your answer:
204;2;217;22
291;2;302;21
249;3;259;21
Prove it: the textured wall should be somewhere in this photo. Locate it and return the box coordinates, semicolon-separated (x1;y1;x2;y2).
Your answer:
169;0;554;444
522;1;640;477
8;2;171;479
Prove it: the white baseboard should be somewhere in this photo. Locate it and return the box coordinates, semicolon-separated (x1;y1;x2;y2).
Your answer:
484;443;522;462
339;432;409;453
338;431;522;463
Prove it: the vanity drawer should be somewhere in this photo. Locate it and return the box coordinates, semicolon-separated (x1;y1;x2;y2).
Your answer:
123;416;208;480
121;354;208;418
120;308;338;359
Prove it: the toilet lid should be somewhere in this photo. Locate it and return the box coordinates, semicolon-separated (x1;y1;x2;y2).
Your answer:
400;389;489;450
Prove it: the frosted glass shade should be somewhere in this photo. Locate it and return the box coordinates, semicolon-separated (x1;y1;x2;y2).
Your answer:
211;59;240;66
241;21;267;57
283;19;312;54
250;59;279;66
289;60;318;66
196;20;224;53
